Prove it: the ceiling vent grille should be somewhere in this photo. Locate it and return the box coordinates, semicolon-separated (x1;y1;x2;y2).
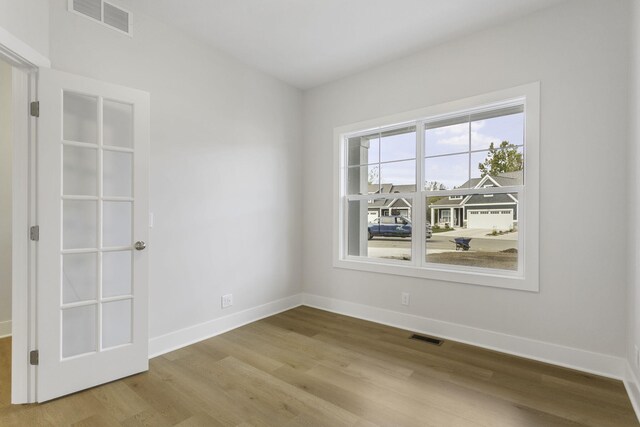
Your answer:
103;3;129;33
69;0;132;36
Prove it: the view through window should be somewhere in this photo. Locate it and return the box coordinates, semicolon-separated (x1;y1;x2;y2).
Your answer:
344;104;524;273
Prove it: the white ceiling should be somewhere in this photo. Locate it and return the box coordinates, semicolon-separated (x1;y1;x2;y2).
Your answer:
136;0;567;89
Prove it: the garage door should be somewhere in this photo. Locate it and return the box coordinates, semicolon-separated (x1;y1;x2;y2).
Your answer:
467;209;513;230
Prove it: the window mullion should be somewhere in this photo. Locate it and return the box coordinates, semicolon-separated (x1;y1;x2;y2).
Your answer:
414;120;425;266
467;115;472;190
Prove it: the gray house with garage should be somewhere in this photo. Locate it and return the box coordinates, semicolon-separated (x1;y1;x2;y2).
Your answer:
367;184;414;221
429;171;521;230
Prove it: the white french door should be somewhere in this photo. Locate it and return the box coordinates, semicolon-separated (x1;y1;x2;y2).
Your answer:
36;68;149;402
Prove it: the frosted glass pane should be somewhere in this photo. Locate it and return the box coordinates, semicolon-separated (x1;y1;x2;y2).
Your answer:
103;151;132;197
103;251;132;297
63;145;97;196
62;304;96;358
63;253;97;304
104;100;133;148
102;299;132;348
64;92;98;144
103;202;131;247
63;201;97;249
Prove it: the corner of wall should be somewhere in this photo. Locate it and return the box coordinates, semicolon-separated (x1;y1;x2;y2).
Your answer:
625;362;640;423
627;0;640;423
0;320;10;338
148;294;304;358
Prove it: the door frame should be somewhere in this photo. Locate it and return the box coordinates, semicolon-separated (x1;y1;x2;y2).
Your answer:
0;25;50;404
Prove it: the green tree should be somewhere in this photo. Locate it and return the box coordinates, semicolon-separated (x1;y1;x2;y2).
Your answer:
425;181;447;191
478;141;523;177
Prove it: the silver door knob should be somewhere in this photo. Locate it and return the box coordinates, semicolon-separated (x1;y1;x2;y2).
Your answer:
134;241;146;251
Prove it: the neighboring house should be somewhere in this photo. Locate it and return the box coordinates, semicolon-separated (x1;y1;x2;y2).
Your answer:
429;170;522;230
367;184;414;221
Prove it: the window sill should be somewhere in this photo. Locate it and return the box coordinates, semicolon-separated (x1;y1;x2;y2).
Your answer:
333;257;539;292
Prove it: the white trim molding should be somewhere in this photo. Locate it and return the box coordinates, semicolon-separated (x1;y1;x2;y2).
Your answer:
11;65;37;405
0;25;50;68
0;320;11;338
148;294;304;358
302;293;626;380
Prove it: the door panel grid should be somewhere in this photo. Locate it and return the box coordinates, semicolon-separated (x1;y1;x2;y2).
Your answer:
61;91;134;358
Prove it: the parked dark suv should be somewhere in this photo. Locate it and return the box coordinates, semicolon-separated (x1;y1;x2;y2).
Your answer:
368;215;432;240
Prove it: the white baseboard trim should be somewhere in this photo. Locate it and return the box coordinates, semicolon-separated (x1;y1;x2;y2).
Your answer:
148;293;304;358
624;362;640;423
0;320;11;338
302;293;626;380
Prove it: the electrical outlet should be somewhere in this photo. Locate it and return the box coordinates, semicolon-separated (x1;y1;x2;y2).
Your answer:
401;292;410;306
221;294;233;308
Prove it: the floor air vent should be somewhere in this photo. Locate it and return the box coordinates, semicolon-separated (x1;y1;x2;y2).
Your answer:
410;334;443;346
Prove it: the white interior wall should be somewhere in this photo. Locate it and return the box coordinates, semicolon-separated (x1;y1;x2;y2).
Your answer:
0;0;49;59
48;0;303;344
302;0;630;358
629;0;640;381
0;60;11;337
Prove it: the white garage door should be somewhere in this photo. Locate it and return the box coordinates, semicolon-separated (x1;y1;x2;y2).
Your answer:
467;209;513;230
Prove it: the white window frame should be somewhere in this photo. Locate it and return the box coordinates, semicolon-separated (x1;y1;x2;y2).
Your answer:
333;83;540;292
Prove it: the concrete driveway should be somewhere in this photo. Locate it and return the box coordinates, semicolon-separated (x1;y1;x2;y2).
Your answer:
367;228;518;259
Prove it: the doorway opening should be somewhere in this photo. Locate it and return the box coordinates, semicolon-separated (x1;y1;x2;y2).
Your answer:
0;42;40;405
0;56;13;408
0;57;12;408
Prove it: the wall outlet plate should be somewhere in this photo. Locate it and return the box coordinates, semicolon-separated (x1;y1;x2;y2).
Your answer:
401;292;410;306
221;294;233;308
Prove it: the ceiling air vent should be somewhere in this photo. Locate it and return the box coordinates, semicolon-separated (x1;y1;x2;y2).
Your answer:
103;3;130;33
72;0;101;21
69;0;132;36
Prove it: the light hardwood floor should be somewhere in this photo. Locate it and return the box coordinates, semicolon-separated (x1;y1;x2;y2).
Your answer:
0;306;638;426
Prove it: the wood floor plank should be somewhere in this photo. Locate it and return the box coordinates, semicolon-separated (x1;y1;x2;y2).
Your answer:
0;336;11;410
271;363;449;427
0;308;637;426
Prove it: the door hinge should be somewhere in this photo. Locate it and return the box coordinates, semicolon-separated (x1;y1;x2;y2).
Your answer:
30;101;39;117
30;225;39;241
29;350;39;366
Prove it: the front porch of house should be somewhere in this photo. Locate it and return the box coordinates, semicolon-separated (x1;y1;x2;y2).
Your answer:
430;207;464;228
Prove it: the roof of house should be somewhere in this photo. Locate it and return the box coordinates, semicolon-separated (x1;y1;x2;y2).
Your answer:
464;193;518;205
367;183;415;209
365;170;522;209
430;170;522;207
455;170;523;189
368;183;415;194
